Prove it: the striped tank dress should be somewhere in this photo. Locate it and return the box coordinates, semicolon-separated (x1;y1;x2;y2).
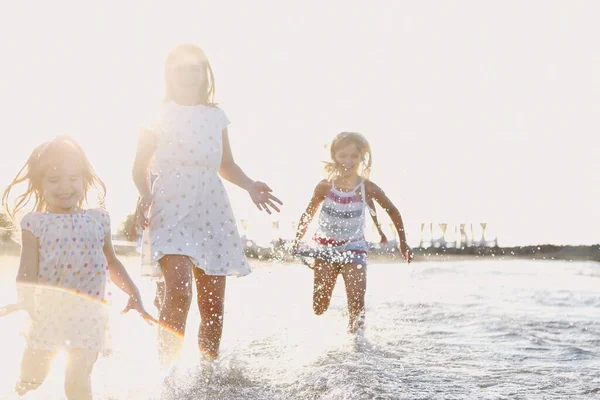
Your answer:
311;179;375;267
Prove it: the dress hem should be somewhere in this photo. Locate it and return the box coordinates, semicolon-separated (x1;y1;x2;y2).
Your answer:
142;251;252;278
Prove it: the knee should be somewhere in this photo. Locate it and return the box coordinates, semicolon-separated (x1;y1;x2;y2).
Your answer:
202;311;224;328
15;380;41;396
198;300;224;327
64;352;96;400
65;375;92;400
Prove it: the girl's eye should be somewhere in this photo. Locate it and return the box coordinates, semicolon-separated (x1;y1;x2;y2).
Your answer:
48;178;59;183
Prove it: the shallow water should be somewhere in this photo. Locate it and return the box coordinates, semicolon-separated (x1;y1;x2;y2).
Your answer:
0;256;598;399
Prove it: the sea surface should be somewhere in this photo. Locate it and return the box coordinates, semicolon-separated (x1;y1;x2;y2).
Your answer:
0;256;598;399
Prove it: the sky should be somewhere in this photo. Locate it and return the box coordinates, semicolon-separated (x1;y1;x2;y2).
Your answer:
0;1;599;246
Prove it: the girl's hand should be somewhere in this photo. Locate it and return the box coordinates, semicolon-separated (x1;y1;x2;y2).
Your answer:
0;303;25;317
122;293;158;324
400;242;413;263
248;181;283;214
135;195;153;229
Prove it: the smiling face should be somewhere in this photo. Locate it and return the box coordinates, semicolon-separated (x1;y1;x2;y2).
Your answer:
326;132;372;180
41;158;84;213
2;136;106;219
333;142;363;178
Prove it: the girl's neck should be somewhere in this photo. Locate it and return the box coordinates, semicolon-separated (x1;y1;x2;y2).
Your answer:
335;174;361;189
46;205;83;215
171;91;203;106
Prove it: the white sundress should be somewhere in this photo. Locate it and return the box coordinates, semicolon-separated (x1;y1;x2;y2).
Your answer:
20;209;112;355
141;101;251;278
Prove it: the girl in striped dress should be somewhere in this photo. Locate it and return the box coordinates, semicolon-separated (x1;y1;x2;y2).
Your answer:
292;132;413;334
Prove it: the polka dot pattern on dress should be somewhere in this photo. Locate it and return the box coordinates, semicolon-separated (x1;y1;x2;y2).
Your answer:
19;209;112;354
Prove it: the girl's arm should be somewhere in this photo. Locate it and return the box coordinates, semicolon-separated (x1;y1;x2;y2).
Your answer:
132;129;156;228
219;128;282;214
132;129;156;199
103;231;156;322
218;129;254;190
293;180;330;246
13;230;39;313
366;196;388;243
366;181;413;262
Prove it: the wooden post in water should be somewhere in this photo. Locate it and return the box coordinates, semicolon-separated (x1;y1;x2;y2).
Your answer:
481;223;487;246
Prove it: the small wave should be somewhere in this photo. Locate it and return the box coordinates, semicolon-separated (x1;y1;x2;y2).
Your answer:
558;345;596;358
519;346;551;352
582;387;600;395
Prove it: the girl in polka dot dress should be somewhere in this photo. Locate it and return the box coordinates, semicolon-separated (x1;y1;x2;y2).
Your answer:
0;136;154;400
133;44;282;365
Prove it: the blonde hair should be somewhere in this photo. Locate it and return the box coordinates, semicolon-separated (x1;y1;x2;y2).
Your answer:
164;44;217;106
324;132;372;179
2;135;106;221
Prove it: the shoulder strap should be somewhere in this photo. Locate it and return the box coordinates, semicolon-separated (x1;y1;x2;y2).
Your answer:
360;180;377;217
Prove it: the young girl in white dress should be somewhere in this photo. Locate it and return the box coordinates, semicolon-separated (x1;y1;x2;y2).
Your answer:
133;44;282;364
0;136;153;400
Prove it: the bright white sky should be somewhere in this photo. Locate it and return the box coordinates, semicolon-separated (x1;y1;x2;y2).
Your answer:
1;1;598;246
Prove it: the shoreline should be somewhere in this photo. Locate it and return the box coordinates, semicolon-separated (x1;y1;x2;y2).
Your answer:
2;240;599;263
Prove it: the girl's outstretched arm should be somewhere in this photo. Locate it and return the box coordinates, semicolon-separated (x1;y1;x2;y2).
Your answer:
132;129;156;199
2;230;39;316
366;181;413;262
219;128;282;214
132;129;157;228
0;303;24;317
293;180;330;248
103;231;157;323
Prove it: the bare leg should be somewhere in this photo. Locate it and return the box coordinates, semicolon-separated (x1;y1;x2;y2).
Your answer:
193;267;226;361
154;280;166;312
158;255;194;367
15;347;56;396
341;263;367;334
313;260;340;315
64;349;98;400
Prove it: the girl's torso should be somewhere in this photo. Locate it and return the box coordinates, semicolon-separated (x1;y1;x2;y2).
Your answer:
22;209;111;301
314;179;372;246
149;101;230;172
21;209;112;352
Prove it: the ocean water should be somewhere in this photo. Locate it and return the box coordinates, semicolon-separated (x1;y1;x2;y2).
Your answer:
0;256;598;399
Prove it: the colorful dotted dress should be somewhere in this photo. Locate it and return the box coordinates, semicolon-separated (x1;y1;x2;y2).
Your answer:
20;209;112;354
